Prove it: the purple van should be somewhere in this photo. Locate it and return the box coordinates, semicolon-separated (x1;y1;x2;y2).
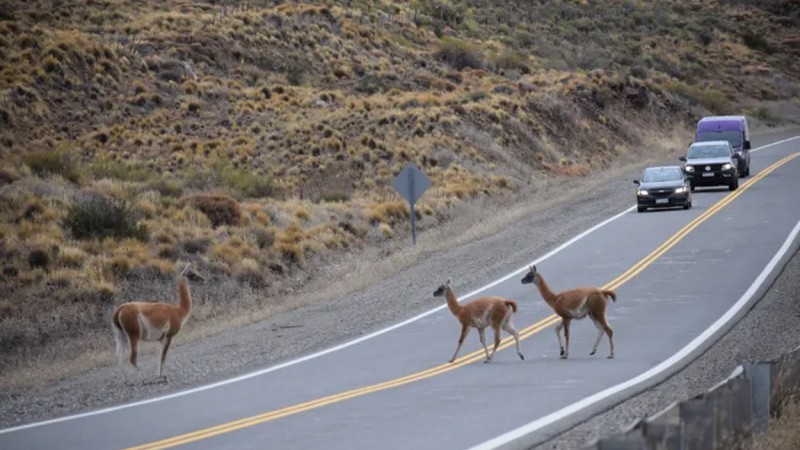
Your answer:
694;115;751;177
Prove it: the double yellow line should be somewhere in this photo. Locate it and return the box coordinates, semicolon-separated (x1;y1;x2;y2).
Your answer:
129;152;799;450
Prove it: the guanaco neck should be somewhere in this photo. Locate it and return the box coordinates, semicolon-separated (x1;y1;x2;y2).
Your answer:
534;275;558;306
445;287;462;316
177;277;192;318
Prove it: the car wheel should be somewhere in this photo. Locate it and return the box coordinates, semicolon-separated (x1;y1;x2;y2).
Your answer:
729;177;739;191
684;200;691;210
690;184;696;192
637;205;646;213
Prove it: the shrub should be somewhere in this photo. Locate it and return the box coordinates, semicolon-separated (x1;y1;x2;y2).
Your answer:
742;33;773;54
221;166;276;198
63;194;148;241
365;200;409;224
23;148;82;183
58;246;88;268
183;194;242;228
186;160;276;198
28;248;51;270
90;159;155;182
182;236;211;254
234;258;267;288
434;38;484;71
248;227;275;249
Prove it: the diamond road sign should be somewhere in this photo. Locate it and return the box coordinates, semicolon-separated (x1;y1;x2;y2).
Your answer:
391;163;432;205
391;163;432;245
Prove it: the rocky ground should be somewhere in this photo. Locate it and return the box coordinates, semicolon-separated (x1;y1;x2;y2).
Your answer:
1;127;799;450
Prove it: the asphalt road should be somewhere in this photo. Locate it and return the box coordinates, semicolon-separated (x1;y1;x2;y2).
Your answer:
2;135;799;450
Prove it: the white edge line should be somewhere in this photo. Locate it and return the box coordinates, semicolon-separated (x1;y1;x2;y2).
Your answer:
750;135;800;153
1;134;796;434
469;218;800;450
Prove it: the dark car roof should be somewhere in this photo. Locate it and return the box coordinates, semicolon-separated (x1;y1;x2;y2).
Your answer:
640;166;685;184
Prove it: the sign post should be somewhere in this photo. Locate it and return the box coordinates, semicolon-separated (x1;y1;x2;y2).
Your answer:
391;162;432;245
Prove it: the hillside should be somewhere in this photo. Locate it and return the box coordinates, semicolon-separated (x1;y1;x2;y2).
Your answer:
0;0;799;386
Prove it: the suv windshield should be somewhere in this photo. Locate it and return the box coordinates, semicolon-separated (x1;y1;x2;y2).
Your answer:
642;168;683;182
695;130;743;147
688;145;730;159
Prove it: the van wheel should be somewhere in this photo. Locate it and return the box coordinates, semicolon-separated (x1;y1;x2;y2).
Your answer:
744;166;750;177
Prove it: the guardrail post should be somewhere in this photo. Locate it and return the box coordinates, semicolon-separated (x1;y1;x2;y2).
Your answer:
727;376;753;439
743;362;772;434
680;396;714;449
642;417;681;450
707;385;734;448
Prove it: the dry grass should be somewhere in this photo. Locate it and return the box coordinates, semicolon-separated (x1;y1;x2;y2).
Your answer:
746;395;800;450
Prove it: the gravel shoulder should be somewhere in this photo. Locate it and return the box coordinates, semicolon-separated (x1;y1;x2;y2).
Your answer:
1;127;799;449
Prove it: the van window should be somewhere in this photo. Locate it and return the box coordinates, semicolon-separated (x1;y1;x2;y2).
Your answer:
695;130;742;147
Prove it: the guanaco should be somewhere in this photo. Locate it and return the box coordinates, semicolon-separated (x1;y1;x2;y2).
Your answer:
434;278;524;363
112;263;195;377
521;265;616;359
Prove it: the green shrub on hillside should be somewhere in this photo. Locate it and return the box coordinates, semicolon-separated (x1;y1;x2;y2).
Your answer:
64;195;148;241
23;148;81;183
434;38;484;71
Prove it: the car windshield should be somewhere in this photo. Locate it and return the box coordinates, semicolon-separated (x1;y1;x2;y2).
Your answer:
695;130;743;147
687;145;730;159
642;168;683;182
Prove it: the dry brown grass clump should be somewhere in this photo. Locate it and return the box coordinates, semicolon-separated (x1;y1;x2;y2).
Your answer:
746;395;800;449
182;194;243;228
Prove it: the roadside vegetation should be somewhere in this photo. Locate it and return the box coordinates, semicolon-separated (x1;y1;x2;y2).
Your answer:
746;394;800;450
1;0;799;387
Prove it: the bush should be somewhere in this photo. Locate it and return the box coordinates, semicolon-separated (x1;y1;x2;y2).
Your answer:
434;38;484;71
90;159;155;182
186;160;276;198
742;33;773;54
221;166;276;198
248;227;275;249
23;148;81;183
64;194;148;241
184;194;242;228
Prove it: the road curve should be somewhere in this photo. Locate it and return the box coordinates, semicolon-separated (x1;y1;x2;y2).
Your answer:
1;135;799;450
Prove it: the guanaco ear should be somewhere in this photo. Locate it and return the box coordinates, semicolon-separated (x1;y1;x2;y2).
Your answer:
446;278;451;287
179;263;192;277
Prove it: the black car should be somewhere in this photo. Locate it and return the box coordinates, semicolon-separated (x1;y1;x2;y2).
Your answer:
680;140;739;191
634;165;692;213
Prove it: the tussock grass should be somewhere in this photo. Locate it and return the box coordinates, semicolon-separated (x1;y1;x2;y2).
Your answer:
746;394;800;450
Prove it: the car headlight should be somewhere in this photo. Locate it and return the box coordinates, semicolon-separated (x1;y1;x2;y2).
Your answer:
684;165;695;173
722;163;732;171
675;187;687;194
637;189;649;196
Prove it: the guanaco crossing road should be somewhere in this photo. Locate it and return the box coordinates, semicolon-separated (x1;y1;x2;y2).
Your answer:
2;133;800;450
